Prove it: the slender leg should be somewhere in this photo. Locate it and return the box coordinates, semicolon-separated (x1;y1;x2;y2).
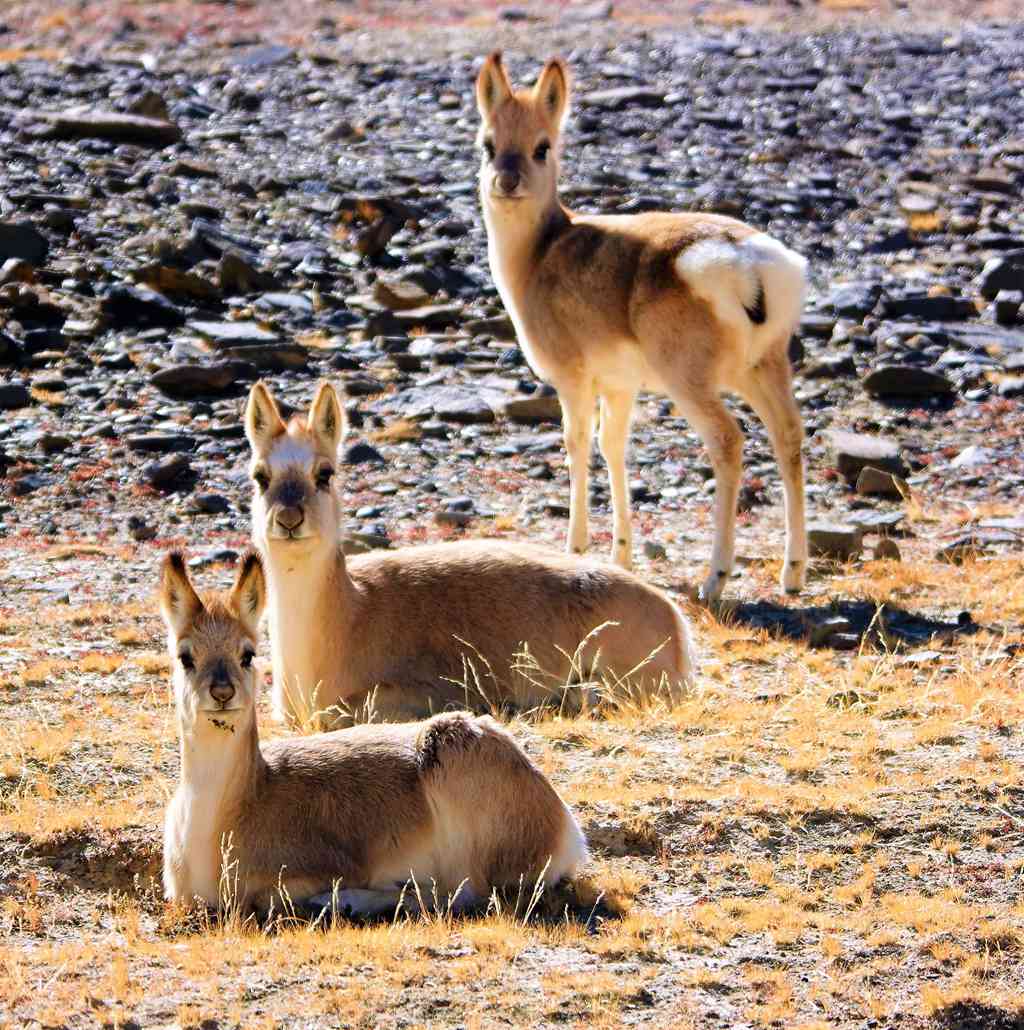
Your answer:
598;390;636;569
736;353;807;595
559;386;596;557
668;390;744;604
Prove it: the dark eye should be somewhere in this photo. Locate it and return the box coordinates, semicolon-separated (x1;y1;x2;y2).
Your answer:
316;466;334;491
253;469;270;493
533;141;550;162
483;138;495;161
179;652;194;671
240;649;255;669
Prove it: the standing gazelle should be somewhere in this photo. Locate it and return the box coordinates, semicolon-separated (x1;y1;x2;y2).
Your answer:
475;53;809;603
160;550;587;916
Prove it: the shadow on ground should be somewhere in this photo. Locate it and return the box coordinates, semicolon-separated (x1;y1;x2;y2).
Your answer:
932;1001;1024;1030
722;598;979;650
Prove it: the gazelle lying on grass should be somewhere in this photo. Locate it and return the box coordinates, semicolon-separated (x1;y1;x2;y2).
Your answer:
160;550;587;916
245;380;693;728
475;53;809;603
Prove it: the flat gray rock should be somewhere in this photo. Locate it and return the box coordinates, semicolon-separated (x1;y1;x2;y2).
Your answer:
150;361;256;398
190;321;280;346
128;433;195;454
0;221;48;264
218;343;308;371
399;385;499;424
826;429;908;481
390;304;464;329
19;107;182;147
0;383;31;410
863;365;954;397
502;394;562;423
580;86;665;110
808;523;863;561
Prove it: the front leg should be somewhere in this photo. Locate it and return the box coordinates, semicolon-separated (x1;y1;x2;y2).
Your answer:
559;386;596;557
598;390;636;570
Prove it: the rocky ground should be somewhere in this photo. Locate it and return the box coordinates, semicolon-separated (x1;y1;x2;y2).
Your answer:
1;3;1024;1029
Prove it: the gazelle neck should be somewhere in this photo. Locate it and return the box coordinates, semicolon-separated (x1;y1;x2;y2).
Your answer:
179;710;262;801
481;183;570;313
175;710;263;907
261;537;352;723
483;188;568;266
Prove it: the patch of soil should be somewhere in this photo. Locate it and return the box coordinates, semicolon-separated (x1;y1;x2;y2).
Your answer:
21;824;162;894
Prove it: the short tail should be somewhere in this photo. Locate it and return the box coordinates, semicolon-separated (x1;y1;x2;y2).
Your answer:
675;233;807;363
744;278;767;325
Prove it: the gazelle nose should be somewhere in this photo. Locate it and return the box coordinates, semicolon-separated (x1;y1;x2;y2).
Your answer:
210;682;235;704
275;506;304;532
497;170;520;194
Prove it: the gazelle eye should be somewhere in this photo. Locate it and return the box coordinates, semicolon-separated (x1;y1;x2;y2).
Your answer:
533;140;550;162
316;466;334;491
179;652;194;671
240;649;255;669
483;138;495;161
253;468;270;492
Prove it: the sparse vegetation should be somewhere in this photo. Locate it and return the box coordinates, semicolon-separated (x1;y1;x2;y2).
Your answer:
2;540;1021;1027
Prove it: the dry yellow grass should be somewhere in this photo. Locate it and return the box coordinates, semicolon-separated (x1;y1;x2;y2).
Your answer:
1;545;1022;1027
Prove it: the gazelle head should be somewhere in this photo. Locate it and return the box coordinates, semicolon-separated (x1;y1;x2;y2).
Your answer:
244;380;347;554
160;551;266;730
475;52;569;210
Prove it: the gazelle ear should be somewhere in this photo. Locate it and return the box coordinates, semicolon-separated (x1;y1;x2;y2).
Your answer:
229;550;266;636
533;57;569;129
307;381;346;457
244;380;285;453
476;51;513;121
160;551;203;640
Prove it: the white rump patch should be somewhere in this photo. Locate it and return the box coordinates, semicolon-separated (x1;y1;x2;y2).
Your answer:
675;238;743;279
675;238;759;314
674;232;807;345
269;435;315;474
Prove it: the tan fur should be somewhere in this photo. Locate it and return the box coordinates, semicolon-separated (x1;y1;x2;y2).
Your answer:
475;53;809;603
159;551;587;914
244;380;693;728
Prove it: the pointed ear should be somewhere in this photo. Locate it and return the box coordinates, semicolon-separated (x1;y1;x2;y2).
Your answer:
476;51;513;121
533;57;569;129
229;550;266;636
160;551;203;640
244;380;285;453
307;381;346;457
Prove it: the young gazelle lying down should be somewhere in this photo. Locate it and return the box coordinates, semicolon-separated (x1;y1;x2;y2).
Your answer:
160;550;587;917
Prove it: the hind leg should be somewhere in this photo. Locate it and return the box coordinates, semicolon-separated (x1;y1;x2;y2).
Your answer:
598;390;636;569
667;388;744;604
735;352;807;595
308;882;481;919
559;384;596;557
